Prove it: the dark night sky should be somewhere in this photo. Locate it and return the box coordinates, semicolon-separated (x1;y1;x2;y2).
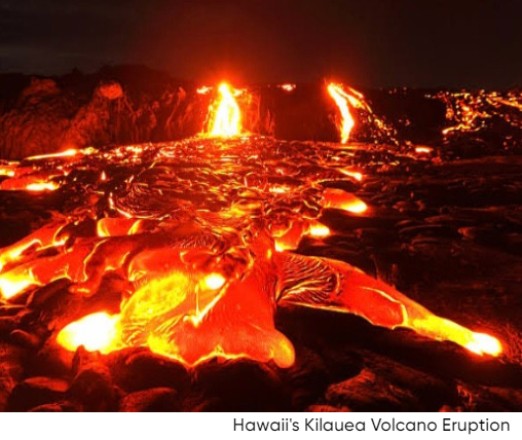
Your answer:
1;0;521;87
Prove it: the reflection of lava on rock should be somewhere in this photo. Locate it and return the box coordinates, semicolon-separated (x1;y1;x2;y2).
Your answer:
0;79;521;411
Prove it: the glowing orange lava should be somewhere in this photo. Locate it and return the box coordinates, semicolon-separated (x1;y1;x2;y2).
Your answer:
430;90;522;137
25;147;96;161
278;255;503;358
56;312;120;353
408;315;502;357
327;82;371;143
196;86;212;95
0;135;504;366
307;221;331;238
278;83;297;92
26;182;60;192
0;222;68;274
96;218;145;237
201;272;227;290
415;146;433;155
56;245;295;367
465;332;503;356
0;165;16;177
0;177;60;192
26;149;79;161
46;215;501;363
338;168;364;181
205;82;243;137
0;270;40;300
321;188;368;214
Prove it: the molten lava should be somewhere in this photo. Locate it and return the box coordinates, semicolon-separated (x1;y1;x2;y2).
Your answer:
278;83;297;92
307;221;331;238
338;168;364;182
0;165;16;177
327;83;371;144
205;82;243;138
0;176;60;192
431;90;522;139
0;131;504;366
57;312;120;353
26;182;60;192
0;222;68;276
322;188;368;214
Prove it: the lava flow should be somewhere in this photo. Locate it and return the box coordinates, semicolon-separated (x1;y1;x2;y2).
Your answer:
429;90;522;140
327;83;370;143
0;82;504;368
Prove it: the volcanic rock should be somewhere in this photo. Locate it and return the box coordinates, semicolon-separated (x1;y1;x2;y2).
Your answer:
107;348;190;393
119;387;180;412
454;383;522;411
29;400;81;412
187;360;290;411
0;344;25;411
281;347;332;410
31;340;73;377
325;368;420;411
72;346;104;375
9;329;41;349
0;305;25;316
0;317;19;335
307;404;350;412
68;362;118;411
0;78;72;159
7;376;69;411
